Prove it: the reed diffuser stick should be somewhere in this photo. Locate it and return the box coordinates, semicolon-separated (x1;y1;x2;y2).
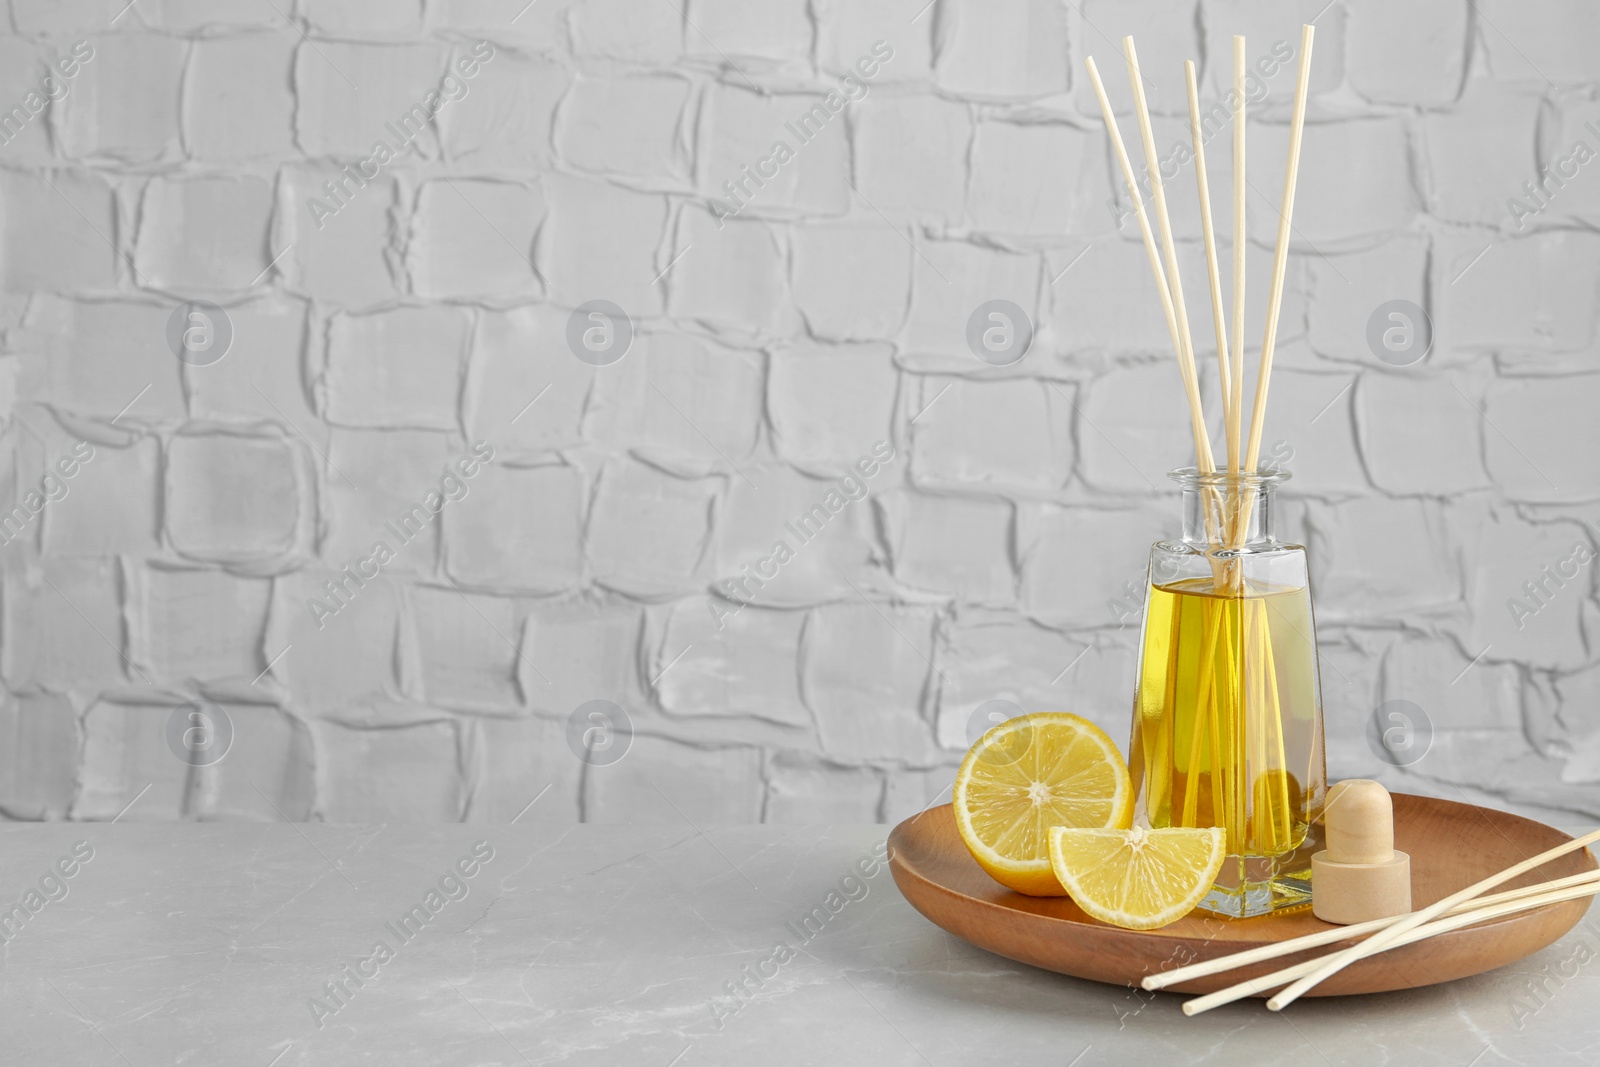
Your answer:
1206;674;1225;835
1186;60;1232;459
1145;867;1600;991
1260;601;1292;836
1245;602;1272;849
1180;601;1228;827
1218;26;1315;861
1221;612;1242;848
1268;826;1600;1010
1228;35;1247;482
1240;23;1315;480
1187;872;1600;1015
1123;37;1215;475
1222;35;1249;598
1083;58;1208;469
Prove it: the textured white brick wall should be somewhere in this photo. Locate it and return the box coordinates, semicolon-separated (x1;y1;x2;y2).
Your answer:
1;0;1598;826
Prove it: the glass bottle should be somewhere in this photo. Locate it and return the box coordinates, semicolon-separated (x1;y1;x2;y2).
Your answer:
1127;468;1327;918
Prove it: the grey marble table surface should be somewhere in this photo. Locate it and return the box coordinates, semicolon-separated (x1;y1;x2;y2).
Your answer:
2;823;1594;1066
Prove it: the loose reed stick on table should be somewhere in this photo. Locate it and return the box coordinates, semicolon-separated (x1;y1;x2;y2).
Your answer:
1145;867;1600;992
1267;826;1600;1010
1185;870;1600;1015
1186;59;1232;458
1123;36;1215;475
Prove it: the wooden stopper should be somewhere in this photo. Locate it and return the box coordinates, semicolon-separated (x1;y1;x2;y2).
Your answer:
1312;779;1412;925
1325;779;1395;864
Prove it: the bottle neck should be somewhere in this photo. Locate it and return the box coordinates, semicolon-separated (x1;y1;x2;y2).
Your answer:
1180;484;1277;548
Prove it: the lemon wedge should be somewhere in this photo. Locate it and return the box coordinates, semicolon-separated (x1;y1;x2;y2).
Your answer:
1048;824;1226;929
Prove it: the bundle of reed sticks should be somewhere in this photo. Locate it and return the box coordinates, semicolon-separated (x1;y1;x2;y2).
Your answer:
1085;24;1313;568
1144;827;1600;1012
1086;28;1316;861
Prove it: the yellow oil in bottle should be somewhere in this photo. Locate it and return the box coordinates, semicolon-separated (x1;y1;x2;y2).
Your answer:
1129;576;1325;916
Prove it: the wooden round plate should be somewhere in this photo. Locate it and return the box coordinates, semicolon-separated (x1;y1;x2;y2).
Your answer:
888;793;1596;997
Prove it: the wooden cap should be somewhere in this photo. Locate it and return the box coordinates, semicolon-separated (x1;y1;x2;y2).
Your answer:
1324;779;1394;864
1312;779;1412;925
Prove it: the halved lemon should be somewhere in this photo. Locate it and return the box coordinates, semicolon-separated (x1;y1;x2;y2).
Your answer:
952;712;1134;896
1048;825;1226;930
